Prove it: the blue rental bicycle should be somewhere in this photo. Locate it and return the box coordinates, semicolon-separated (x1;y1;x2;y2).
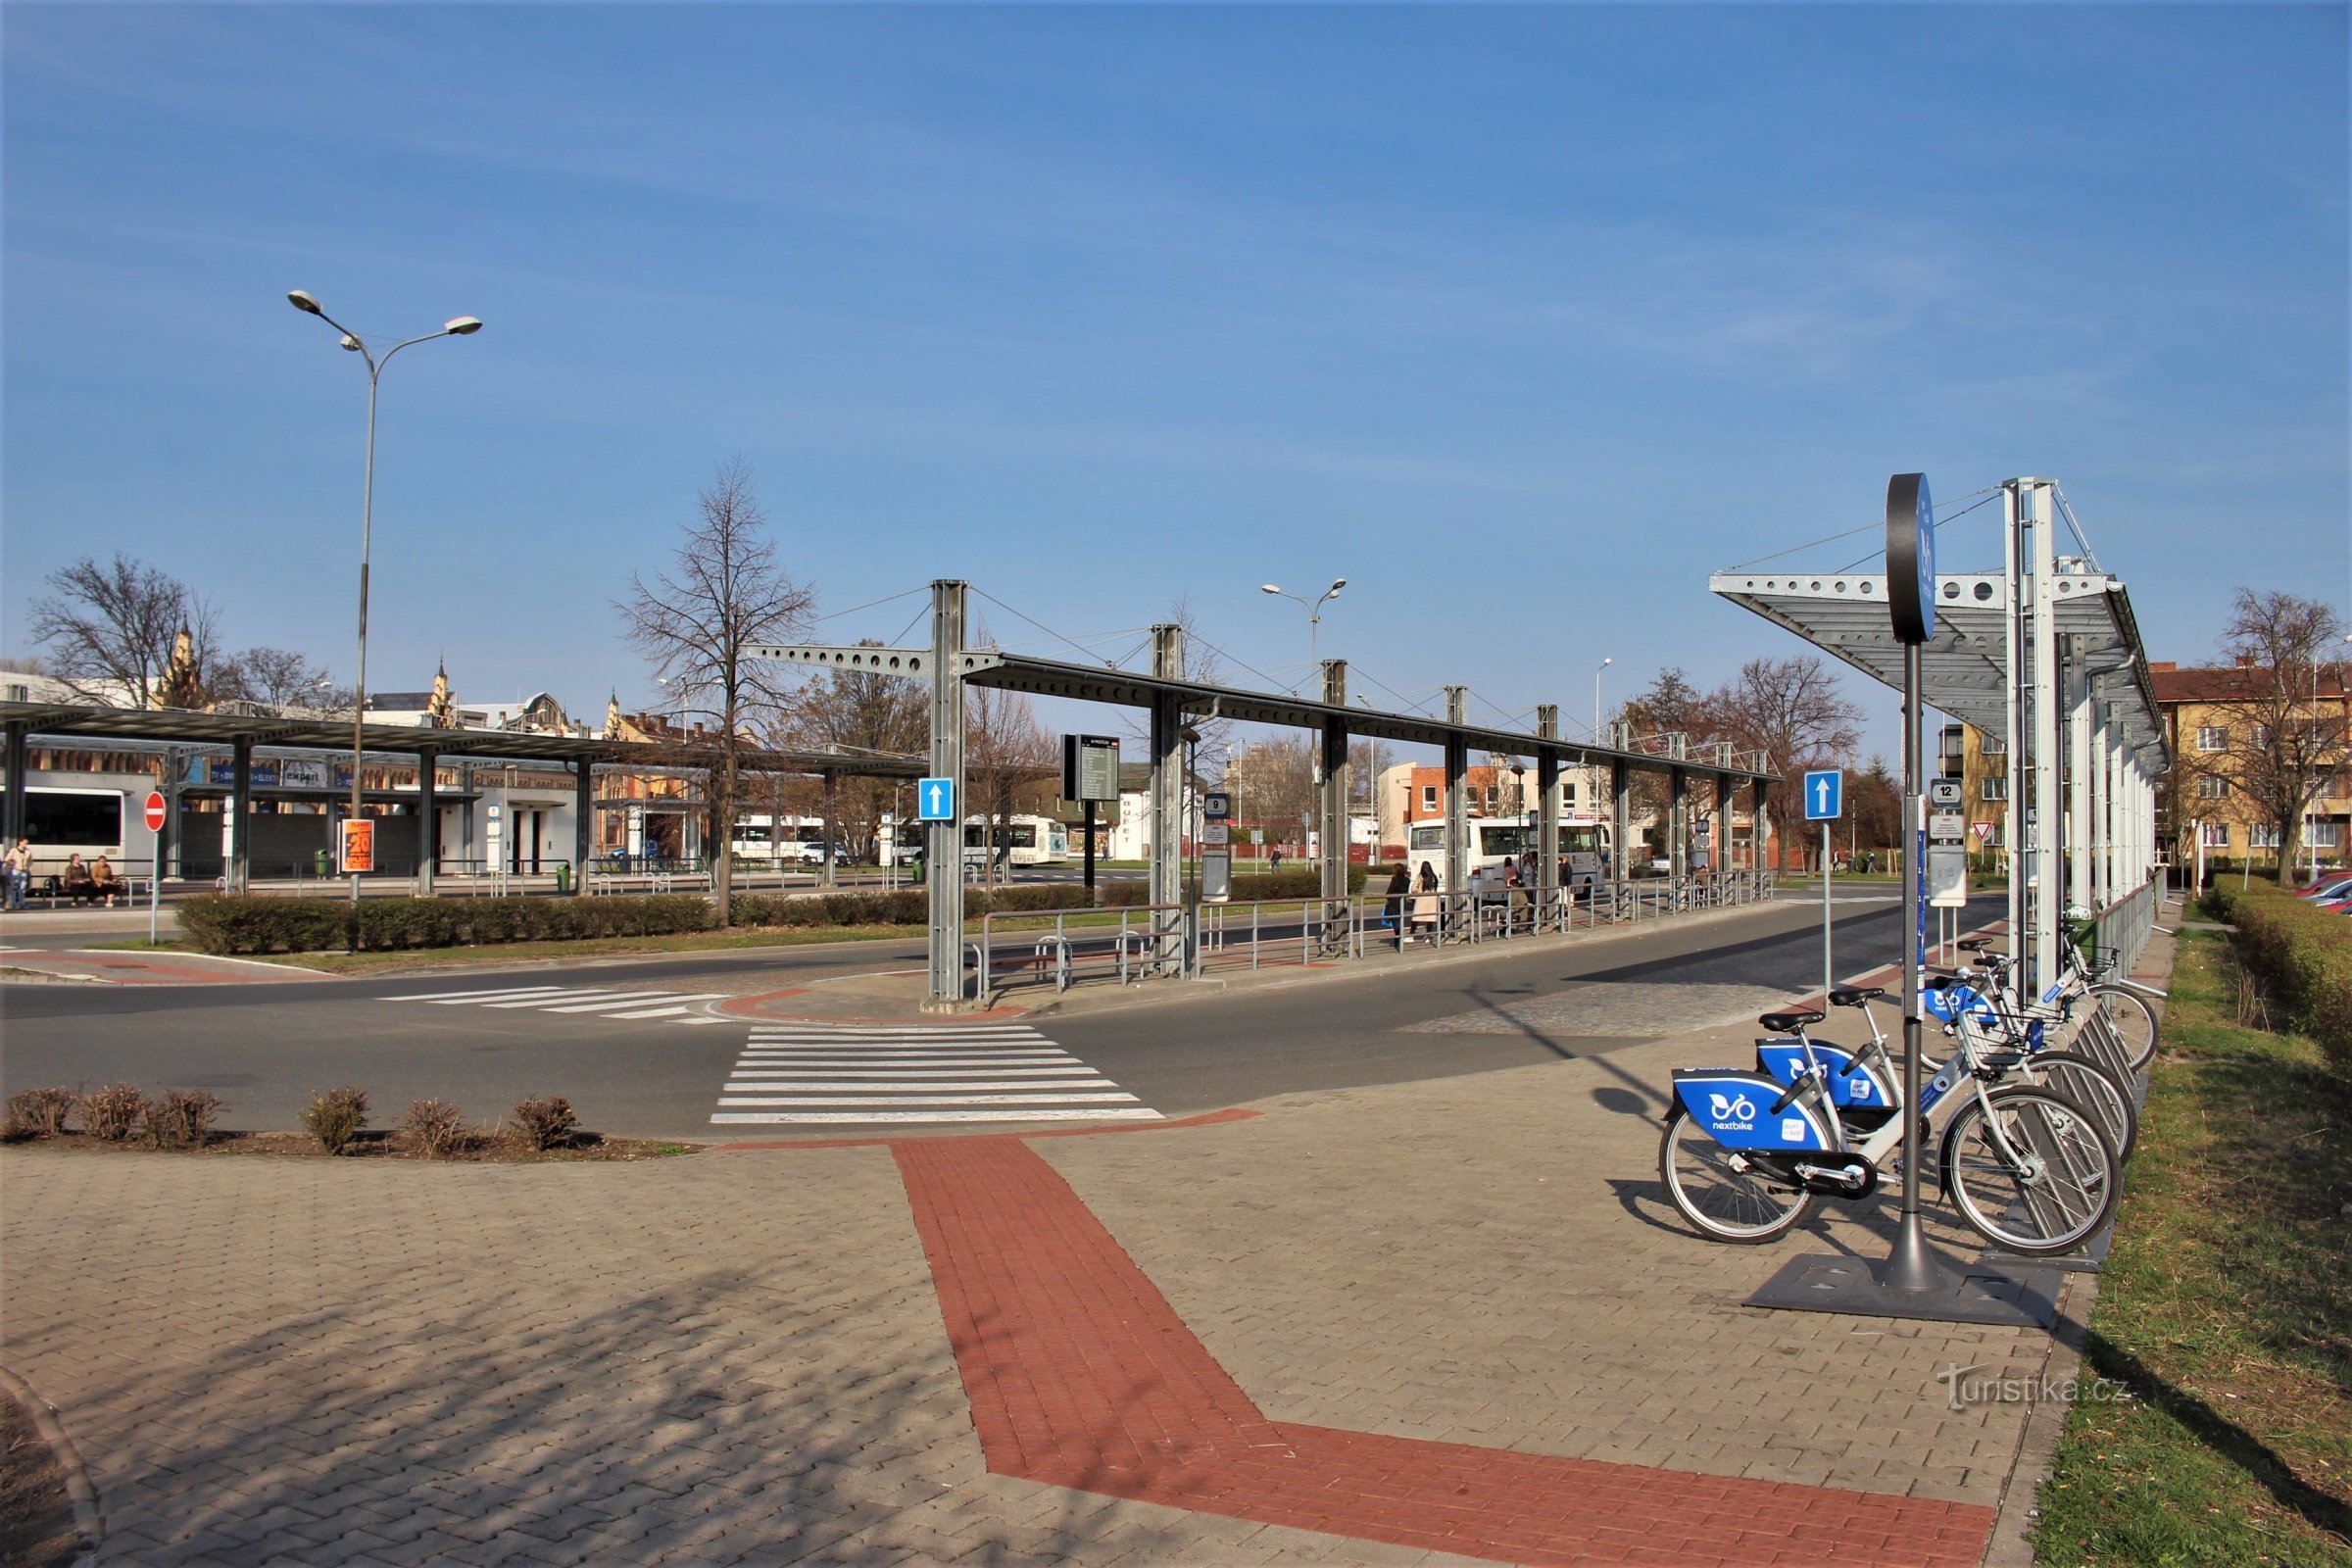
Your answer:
1658;987;2121;1254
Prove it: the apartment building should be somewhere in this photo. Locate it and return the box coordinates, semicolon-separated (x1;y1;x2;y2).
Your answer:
2150;659;2351;869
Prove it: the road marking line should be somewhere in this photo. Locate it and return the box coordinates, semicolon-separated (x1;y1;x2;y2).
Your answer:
737;1052;1074;1063
401;985;568;1003
712;1108;1165;1124
541;992;729;1013
730;1067;1099;1079
487;990;664;1009
608;1004;694;1019
721;1094;1140;1106
726;1078;1113;1092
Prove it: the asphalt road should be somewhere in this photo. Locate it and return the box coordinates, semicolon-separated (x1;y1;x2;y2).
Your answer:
0;890;1983;1143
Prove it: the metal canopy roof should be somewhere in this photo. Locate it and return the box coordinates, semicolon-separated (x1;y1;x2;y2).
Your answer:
0;702;925;779
1707;568;2169;768
962;652;1776;784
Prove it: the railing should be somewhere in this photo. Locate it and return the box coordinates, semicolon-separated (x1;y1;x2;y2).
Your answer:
961;870;1779;1001
2096;877;2159;975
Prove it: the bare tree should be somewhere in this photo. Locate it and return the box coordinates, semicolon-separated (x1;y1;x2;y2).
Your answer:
215;647;354;717
616;459;814;920
2200;589;2351;873
1707;654;1864;841
30;554;222;708
964;678;1057;888
1232;735;1316;860
787;639;930;862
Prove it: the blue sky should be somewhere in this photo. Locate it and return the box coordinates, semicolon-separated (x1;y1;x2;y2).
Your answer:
4;3;2345;759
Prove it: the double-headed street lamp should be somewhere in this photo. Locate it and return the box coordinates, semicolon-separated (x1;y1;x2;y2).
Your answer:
286;290;480;896
1261;578;1347;672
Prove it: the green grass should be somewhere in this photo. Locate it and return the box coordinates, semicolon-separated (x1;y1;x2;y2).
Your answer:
2034;927;2352;1567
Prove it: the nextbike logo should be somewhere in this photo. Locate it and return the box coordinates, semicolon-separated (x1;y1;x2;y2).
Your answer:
1708;1093;1757;1130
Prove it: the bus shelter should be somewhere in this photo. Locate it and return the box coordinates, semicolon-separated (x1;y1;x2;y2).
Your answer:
0;701;924;896
1710;476;2170;994
756;581;1779;1007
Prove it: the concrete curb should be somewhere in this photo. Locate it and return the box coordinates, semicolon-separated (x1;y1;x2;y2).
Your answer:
0;1362;102;1568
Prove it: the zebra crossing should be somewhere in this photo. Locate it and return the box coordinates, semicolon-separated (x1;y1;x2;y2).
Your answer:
383;983;732;1024
710;1020;1162;1128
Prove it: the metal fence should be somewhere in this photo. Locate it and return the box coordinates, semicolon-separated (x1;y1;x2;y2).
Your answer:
967;870;1777;1000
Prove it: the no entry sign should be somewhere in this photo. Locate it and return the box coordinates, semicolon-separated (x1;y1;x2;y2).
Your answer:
143;792;168;832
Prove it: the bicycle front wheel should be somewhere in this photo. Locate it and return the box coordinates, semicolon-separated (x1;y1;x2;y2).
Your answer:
2089;984;2160;1072
1940;1087;2120;1256
1659;1112;1815;1244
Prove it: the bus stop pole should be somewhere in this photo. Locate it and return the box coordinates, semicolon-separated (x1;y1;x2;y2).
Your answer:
1822;822;1832;1002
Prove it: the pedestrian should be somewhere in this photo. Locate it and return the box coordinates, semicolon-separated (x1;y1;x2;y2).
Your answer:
1382;862;1410;947
3;837;29;910
1409;862;1441;945
1270;846;1284;875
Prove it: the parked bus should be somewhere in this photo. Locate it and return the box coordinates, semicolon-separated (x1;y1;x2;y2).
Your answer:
731;814;834;865
961;815;1070;868
1402;815;1612;894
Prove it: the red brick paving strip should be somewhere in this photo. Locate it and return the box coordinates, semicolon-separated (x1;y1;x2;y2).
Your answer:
895;1136;1995;1568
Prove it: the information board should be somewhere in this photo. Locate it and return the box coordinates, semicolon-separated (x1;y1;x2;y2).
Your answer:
1061;735;1121;804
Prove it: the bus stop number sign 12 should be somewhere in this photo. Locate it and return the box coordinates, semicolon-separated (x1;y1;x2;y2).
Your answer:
1803;769;1842;821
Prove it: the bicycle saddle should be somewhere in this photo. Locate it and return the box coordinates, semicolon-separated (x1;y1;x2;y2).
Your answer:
1828;986;1886;1006
1958;938;1992;954
1758;1008;1827;1034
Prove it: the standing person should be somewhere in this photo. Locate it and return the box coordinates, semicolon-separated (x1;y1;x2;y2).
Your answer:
1409;862;1441;945
3;837;29;910
1382;863;1410;948
1269;846;1284;875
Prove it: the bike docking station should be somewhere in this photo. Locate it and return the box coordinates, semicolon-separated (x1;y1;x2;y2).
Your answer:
1736;475;2065;1328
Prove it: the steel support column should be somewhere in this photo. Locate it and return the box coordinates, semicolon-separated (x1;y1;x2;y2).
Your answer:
1443;686;1468;903
925;579;968;1008
1149;624;1187;974
229;738;253;894
2028;482;2063;991
1318;660;1348;912
2003;481;2026;970
416;749;440;896
821;771;839;889
1670;766;1689;884
1611;756;1630;901
572;760;594;895
2;723;25;853
1537;706;1561;918
2066;638;2091;916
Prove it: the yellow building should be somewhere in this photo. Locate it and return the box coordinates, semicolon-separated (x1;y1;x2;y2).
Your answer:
2150;660;2352;870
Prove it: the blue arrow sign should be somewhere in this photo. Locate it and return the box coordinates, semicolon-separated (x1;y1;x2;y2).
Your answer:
917;777;956;821
1802;769;1843;821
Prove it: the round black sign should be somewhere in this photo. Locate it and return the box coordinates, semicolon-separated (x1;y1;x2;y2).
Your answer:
1885;472;1936;645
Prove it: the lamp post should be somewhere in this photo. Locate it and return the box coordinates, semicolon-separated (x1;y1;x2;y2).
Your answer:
1260;578;1347;672
286;290;481;905
1593;658;1613;742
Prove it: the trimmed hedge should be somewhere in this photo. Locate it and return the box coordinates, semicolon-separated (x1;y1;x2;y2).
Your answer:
2207;881;2352;1080
179;893;719;955
179;865;1386;956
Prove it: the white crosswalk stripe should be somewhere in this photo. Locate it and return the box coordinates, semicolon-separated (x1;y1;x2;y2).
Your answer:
710;1020;1161;1128
383;984;729;1025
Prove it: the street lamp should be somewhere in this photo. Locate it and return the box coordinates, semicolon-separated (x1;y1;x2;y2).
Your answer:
1261;578;1347;672
287;290;481;903
1594;657;1613;742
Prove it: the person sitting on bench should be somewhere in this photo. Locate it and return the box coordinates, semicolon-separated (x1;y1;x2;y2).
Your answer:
89;854;124;907
62;854;99;905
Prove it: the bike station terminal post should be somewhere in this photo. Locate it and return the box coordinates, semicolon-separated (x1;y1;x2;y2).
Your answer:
1803;767;1840;1010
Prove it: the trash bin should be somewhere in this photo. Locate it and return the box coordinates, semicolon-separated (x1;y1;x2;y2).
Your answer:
913;854;926;885
314;849;331;877
556;863;571;893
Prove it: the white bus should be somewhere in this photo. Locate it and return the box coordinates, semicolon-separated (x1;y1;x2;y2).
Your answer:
961;814;1070;868
1402;815;1613;893
731;814;834;865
